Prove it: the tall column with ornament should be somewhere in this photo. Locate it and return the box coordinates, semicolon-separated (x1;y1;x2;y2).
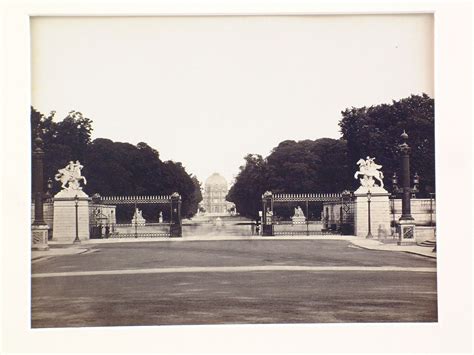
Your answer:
31;136;49;251
397;131;416;245
52;161;91;243
353;156;391;238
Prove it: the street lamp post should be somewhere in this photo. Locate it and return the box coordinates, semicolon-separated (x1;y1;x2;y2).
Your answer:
366;190;373;238
73;195;81;244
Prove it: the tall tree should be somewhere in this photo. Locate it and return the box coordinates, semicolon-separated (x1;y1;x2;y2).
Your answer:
227;154;269;219
227;138;351;219
266;138;351;193
339;93;435;194
31;107;93;192
31;107;201;218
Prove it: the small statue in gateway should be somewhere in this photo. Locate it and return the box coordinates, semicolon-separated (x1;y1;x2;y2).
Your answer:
354;156;384;188
55;160;87;190
293;206;305;217
291;206;306;224
131;208;146;225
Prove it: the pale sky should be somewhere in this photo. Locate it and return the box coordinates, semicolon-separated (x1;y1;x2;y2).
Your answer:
31;15;433;185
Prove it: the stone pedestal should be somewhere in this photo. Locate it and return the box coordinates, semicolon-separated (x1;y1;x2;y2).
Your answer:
32;224;49;250
354;186;391;238
397;220;416;245
291;216;306;225
53;189;91;243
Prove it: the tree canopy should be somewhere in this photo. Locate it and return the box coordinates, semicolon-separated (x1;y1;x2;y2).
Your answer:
32;92;434;220
339;93;435;194
31;107;202;218
227;138;351;219
229;93;435;218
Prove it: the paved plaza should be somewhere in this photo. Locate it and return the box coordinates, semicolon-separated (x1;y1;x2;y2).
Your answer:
31;238;437;328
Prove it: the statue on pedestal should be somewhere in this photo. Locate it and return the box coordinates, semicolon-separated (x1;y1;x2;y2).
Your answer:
354;156;384;189
291;206;306;224
265;207;273;224
55;160;87;190
131;208;146;225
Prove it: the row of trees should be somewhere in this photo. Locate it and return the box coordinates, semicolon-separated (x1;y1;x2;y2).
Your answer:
227;138;351;218
339;93;435;194
228;94;435;219
31;108;202;218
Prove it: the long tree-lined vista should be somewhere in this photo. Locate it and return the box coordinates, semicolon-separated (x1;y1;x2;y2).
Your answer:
29;15;439;335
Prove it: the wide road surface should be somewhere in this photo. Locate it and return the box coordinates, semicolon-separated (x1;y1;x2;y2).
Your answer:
31;239;437;327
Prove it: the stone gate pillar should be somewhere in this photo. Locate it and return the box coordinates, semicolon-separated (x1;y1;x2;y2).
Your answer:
262;191;274;236
53;190;91;243
52;161;91;243
354;189;391;238
170;192;182;238
353;156;391;238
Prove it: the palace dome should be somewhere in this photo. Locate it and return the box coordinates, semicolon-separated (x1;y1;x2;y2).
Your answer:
205;173;227;187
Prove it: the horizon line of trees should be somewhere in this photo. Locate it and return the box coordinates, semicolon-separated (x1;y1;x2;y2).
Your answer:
32;93;435;220
31;107;202;219
227;93;435;219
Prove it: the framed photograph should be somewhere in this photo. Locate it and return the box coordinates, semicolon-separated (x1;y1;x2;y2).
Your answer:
1;0;472;353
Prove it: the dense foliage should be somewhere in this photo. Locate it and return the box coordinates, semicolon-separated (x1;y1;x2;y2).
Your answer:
31;107;202;218
33;93;434;220
339;94;435;194
229;94;435;218
227;138;351;219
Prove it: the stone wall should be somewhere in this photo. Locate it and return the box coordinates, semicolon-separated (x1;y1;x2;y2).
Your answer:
31;201;54;228
390;198;436;226
415;226;436;242
53;197;91;242
31;201;54;239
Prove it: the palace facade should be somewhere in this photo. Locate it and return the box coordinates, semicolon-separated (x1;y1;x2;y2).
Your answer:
201;173;233;215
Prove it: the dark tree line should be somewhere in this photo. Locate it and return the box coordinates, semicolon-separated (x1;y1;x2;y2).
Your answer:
228;94;435;219
31;107;202;218
227;138;351;219
339;93;435;193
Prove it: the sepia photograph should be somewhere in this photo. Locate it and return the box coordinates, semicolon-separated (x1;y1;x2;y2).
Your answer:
30;14;437;327
1;1;472;353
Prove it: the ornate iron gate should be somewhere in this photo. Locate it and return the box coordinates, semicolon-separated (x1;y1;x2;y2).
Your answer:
262;191;354;236
90;193;182;238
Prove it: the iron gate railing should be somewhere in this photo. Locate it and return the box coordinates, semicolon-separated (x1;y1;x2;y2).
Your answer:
90;193;182;238
262;191;354;236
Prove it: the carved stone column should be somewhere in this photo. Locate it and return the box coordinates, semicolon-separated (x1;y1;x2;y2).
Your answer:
398;131;416;245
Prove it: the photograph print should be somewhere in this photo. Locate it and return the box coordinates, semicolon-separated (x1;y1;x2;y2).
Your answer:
30;14;437;328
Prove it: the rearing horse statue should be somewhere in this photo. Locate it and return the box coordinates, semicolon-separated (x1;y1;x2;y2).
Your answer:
354;157;384;188
55;160;87;190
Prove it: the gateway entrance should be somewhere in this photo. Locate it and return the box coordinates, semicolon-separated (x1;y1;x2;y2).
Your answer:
90;193;182;238
262;191;354;236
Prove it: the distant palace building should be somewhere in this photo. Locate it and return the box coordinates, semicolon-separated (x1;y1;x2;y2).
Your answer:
201;173;235;215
